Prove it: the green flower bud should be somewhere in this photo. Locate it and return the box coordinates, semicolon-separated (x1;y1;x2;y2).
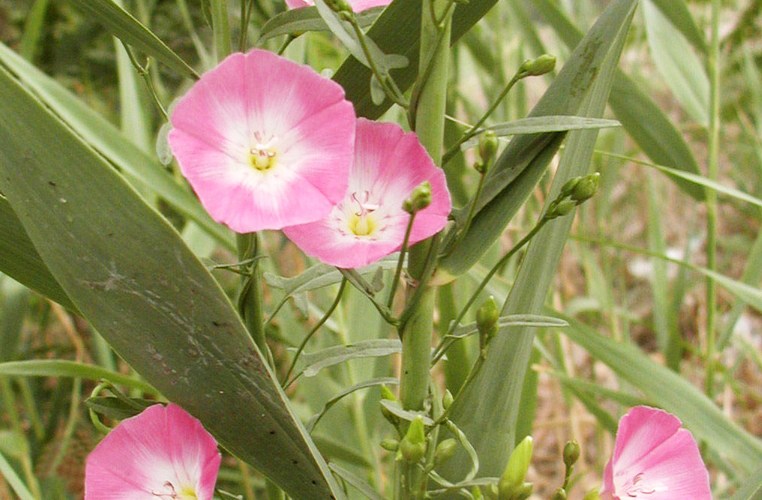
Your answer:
476;131;499;174
520;54;556;76
380;438;399;451
563;440;580;468
498;436;533;498
402;181;432;214
516;483;533;500
399;416;427;463
583;489;601;500
560;176;581;197
380;385;397;401
442;389;454;410
434;438;458;465
325;0;353;15
551;488;568;500
546;199;576;220
570;172;600;203
476;296;499;337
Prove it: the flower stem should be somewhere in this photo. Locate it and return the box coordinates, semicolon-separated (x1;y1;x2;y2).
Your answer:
237;233;273;367
388;213;417;309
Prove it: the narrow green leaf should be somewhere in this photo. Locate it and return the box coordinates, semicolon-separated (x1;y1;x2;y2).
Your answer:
0;43;233;250
306;377;398;431
642;0;709;125
439;0;637;480
258;6;382;42
329;463;386;500
18;0;49;61
448;314;568;340
533;0;705;200
67;0;198;79
561;316;762;472
0;66;340;498
649;0;707;52
460;116;620;149
730;464;762;500
298;340;401;378
0;360;156;393
0;450;34;500
84;396;155;420
0;196;74;310
313;434;373;467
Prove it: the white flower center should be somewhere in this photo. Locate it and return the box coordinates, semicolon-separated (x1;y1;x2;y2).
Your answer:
249;132;278;171
348;191;380;237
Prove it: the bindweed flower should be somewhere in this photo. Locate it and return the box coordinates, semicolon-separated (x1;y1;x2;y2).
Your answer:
284;118;451;268
168;50;356;233
285;0;391;12
601;406;710;500
85;403;221;500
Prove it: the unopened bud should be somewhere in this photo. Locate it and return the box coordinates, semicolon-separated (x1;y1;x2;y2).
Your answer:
476;131;499;174
570;173;600;203
442;389;454;410
380;385;397;401
402;181;432;214
325;0;353;14
583;489;601;500
380;438;399;451
563;440;580;468
476;296;499;338
498;436;533;498
560;176;581;197
520;54;556;76
551;488;568;500
546;199;576;220
399;416;427;463
434;438;458;465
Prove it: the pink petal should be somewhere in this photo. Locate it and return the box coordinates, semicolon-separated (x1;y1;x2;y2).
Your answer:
169;50;355;232
284;118;451;268
85;403;220;500
603;406;710;499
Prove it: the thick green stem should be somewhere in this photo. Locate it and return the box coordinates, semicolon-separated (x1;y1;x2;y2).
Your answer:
395;0;451;497
704;0;721;397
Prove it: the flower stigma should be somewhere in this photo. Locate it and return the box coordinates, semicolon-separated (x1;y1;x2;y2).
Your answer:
624;472;656;497
348;191;380;237
249;132;278;171
151;480;198;499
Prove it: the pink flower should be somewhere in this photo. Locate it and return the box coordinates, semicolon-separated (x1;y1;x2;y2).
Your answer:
85;403;221;500
284;0;390;12
601;406;711;499
284;118;451;268
168;50;356;233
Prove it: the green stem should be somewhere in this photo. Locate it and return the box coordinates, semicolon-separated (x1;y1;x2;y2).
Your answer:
237;233;272;366
348;19;408;108
212;0;232;63
387;213;418;309
704;0;721;397
282;278;347;388
441;72;523;165
239;0;255;51
432;218;548;364
395;0;451;496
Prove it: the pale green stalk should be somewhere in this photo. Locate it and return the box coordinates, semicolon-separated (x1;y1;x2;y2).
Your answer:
704;0;721;397
237;233;272;366
396;0;452;497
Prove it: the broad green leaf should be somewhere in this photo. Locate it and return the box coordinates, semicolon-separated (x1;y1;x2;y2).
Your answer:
0;360;156;393
460;116;620;149
561;316;762;473
0;43;234;251
730;465;762;500
258;6;383;42
533;0;705;201
438;0;637;481
298;339;401;378
642;0;709;126
333;0;499;118
84;396;155;420
67;0;198;79
0;66;341;499
0;197;74;310
649;0;707;52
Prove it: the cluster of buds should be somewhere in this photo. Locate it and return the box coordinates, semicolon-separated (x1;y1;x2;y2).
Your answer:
403;181;433;215
545;172;600;220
